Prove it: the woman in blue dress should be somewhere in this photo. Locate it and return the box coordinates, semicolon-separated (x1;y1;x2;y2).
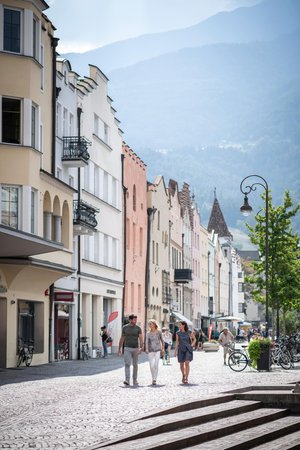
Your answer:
174;321;196;384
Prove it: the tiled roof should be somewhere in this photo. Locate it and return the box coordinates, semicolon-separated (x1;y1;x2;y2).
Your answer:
207;197;232;239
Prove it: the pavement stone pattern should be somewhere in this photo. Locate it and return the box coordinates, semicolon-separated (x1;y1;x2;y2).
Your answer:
0;348;299;450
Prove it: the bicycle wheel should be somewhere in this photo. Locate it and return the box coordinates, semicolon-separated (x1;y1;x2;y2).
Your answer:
26;351;33;367
17;352;23;367
228;351;248;372
279;352;292;370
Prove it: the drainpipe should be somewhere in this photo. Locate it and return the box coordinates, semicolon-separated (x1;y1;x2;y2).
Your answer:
121;154;127;326
77;107;82;360
48;283;54;362
51;37;59;176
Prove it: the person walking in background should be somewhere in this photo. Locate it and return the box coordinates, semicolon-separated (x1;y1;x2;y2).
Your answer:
197;329;205;351
174;321;196;384
118;314;143;386
100;326;108;358
145;320;165;385
162;326;173;365
218;326;234;365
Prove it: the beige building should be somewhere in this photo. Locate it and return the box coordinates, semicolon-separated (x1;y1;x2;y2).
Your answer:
146;176;171;329
0;0;74;368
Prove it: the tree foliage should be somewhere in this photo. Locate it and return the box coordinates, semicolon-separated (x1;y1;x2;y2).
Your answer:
246;191;300;317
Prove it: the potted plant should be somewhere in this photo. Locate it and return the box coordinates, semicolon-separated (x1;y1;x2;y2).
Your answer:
248;337;272;371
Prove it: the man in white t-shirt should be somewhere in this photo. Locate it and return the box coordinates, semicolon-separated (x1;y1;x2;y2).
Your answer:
218;327;234;365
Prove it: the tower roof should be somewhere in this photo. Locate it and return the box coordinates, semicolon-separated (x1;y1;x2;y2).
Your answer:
207;196;232;239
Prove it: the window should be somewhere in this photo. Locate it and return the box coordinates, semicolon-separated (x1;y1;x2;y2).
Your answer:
94;114;110;144
133;223;136;255
63;108;67;136
40;45;44;90
112;238;117;268
30;189;37;234
238;282;244;293
31;104;37;148
133;184;136;211
238;272;243;278
18;300;44;353
69;175;74;187
126;219;130;249
56;103;61;137
157;211;160;230
139;227;143;256
32;16;38;59
1;185;19;228
4;8;21;53
2;97;21;144
238;303;244;313
69;113;74;135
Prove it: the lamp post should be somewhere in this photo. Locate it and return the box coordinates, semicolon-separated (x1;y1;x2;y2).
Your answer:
240;175;269;338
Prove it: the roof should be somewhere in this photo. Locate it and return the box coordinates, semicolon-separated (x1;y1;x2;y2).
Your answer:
207;197;232;239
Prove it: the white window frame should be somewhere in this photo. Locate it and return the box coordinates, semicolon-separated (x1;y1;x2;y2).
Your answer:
0;184;21;229
3;7;22;54
1;96;22;144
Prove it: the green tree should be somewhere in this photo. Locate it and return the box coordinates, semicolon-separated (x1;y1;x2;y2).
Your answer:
246;191;300;334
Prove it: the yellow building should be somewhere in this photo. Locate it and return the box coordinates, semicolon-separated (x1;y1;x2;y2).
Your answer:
0;0;74;368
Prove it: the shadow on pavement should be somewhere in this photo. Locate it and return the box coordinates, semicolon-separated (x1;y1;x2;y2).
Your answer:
0;354;148;386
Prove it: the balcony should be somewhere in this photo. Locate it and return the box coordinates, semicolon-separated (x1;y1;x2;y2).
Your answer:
62;136;91;167
174;268;192;284
73;200;99;235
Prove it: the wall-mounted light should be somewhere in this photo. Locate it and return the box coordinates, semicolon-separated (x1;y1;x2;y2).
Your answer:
10;300;16;305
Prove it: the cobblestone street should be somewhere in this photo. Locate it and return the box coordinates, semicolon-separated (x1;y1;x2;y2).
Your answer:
0;349;299;449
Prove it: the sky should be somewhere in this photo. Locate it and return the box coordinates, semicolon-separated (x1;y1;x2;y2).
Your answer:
46;0;262;54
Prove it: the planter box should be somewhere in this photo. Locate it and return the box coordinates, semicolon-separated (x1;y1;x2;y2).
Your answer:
203;342;219;352
257;347;271;371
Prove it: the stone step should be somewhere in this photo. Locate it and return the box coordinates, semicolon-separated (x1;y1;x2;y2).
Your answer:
251;429;300;450
96;407;288;449
131;393;235;421
185;415;300;449
92;400;261;449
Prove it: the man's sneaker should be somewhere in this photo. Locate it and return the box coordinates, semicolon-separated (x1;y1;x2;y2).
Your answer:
133;381;139;386
123;380;129;386
152;380;156;385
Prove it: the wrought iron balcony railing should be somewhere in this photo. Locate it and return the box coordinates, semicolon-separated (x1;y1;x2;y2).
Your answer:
62;136;91;166
73;200;99;232
174;268;192;284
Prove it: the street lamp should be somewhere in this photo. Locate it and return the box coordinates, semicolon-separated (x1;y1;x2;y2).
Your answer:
240;175;269;337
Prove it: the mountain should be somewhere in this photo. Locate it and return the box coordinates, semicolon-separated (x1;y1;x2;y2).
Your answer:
62;0;300;234
106;28;300;228
108;30;300;148
63;0;300;74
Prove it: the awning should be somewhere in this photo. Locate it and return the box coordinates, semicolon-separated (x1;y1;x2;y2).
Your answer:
171;311;193;327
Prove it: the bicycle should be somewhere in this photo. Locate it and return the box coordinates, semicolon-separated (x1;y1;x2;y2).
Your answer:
271;342;292;370
80;336;90;360
17;338;34;367
228;345;252;372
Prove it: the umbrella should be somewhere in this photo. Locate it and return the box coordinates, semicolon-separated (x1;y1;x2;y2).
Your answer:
216;316;243;322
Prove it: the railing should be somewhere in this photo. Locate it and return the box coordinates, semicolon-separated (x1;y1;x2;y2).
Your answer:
73;200;99;230
174;268;193;283
62;136;91;163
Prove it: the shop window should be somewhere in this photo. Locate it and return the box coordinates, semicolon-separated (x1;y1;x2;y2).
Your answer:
18;300;44;353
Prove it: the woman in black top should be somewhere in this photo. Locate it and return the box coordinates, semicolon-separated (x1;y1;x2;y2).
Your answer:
101;326;108;358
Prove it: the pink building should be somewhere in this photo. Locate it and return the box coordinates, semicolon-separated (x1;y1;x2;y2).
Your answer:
122;144;147;332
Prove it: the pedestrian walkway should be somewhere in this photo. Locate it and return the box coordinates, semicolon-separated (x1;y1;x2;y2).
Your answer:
0;350;299;449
